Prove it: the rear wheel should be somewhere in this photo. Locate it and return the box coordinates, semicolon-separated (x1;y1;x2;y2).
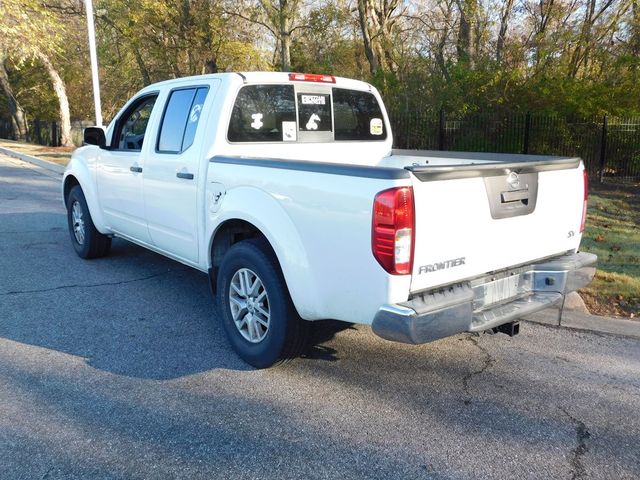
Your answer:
66;185;111;259
217;239;308;368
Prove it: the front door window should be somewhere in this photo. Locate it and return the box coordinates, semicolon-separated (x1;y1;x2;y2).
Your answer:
116;96;157;151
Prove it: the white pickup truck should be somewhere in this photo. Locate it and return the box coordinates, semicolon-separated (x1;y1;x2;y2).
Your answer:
63;72;596;367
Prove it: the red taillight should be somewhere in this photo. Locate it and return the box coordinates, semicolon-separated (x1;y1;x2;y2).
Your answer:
372;187;415;275
288;73;336;83
580;168;588;233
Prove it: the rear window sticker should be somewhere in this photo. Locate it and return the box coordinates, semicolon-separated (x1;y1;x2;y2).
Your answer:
370;118;383;135
251;113;263;130
306;114;320;130
300;94;326;105
282;121;296;141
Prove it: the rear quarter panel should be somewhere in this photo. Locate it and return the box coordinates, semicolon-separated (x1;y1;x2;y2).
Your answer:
206;162;412;324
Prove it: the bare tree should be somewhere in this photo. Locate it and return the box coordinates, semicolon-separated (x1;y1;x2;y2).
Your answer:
227;0;307;71
357;0;400;75
402;1;456;80
634;0;640;55
568;0;614;77
455;0;476;64
496;0;515;63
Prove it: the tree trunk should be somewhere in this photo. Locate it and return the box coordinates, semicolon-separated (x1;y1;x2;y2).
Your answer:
568;0;615;78
568;0;596;78
279;0;291;71
357;0;398;75
37;51;73;147
357;0;380;75
496;0;514;63
134;48;152;85
456;0;475;64
633;1;640;75
634;1;640;55
0;51;28;141
203;59;218;74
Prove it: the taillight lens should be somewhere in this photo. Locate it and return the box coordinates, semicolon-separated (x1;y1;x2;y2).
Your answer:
372;187;415;275
580;168;588;233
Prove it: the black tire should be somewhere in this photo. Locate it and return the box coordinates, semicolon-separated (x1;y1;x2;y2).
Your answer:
217;239;309;368
66;185;111;259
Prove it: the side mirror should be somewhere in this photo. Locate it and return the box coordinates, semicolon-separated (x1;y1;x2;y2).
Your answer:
83;127;106;148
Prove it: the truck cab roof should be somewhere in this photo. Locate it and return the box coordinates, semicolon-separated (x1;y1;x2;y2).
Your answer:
137;72;375;96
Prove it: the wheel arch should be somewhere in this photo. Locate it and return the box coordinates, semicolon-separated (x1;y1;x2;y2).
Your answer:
62;174;80;206
208;218;271;291
207;205;321;320
62;156;109;233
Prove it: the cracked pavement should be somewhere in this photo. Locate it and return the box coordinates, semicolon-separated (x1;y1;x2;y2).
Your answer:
1;153;639;479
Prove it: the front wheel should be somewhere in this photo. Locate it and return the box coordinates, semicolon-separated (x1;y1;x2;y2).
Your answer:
66;185;111;259
217;239;308;368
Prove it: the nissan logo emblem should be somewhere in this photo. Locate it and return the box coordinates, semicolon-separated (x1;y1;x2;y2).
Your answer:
506;172;521;189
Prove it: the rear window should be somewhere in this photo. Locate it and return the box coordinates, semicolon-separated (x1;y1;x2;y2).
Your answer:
227;85;296;142
333;88;387;141
227;84;387;142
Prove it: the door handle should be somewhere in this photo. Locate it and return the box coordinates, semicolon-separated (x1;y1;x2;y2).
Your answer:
176;172;194;180
130;166;143;173
501;189;528;203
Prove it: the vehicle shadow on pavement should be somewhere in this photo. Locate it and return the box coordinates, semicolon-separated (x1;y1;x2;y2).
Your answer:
0;221;254;378
1;211;370;379
0;206;390;379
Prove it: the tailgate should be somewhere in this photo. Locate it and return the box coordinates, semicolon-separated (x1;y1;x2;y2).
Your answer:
406;157;586;293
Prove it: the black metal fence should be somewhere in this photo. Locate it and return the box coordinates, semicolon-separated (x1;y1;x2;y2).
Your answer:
389;109;640;182
1;111;639;182
0;118;91;147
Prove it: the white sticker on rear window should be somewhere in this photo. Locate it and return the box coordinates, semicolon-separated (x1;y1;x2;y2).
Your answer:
251;113;263;130
282;121;296;141
306;114;320;130
300;95;326;105
370;118;383;135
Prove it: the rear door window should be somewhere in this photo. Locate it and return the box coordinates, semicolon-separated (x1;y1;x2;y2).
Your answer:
157;86;209;153
182;87;208;151
333;88;387;141
227;85;296;142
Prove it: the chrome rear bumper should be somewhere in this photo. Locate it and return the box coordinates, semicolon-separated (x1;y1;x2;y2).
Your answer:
372;252;597;345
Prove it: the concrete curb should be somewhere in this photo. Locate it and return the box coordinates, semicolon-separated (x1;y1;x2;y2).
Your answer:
0;146;65;175
524;308;640;340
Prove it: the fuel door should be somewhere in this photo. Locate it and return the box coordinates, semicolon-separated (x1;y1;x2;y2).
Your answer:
208;182;226;214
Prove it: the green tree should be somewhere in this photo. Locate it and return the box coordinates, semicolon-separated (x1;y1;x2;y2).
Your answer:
0;0;74;145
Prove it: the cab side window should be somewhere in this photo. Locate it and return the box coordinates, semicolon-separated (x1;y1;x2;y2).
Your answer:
114;95;158;151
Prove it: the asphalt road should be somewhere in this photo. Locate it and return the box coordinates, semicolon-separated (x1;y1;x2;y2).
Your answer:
1;153;639;480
